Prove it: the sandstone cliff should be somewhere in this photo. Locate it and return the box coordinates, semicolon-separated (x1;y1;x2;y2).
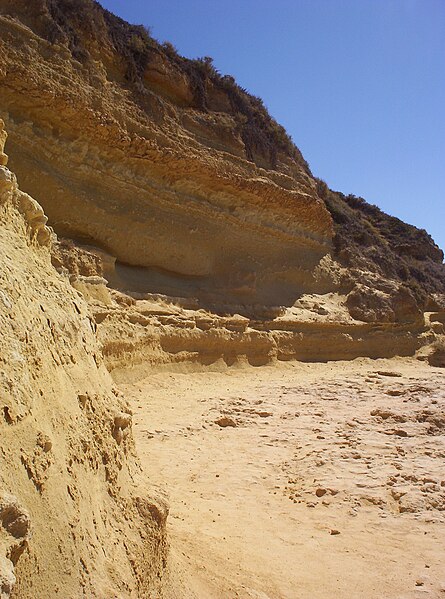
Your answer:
1;0;443;322
0;121;168;598
0;0;334;314
1;1;445;596
0;0;443;370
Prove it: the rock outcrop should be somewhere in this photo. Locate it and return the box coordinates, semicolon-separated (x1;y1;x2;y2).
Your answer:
317;182;445;310
0;134;167;597
0;0;442;373
0;0;334;312
1;0;443;323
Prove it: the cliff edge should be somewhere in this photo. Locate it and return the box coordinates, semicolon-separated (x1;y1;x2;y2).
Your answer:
0;0;443;319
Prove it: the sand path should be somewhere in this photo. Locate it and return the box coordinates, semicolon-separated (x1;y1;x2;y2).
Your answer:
121;358;445;598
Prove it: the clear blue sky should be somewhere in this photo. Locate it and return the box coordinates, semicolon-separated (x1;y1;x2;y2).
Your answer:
99;0;445;253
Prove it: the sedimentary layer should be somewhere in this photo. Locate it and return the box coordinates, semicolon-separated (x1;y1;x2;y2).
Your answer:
1;0;444;320
0;1;334;310
92;294;429;380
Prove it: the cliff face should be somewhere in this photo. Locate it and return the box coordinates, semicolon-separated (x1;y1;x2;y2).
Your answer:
1;0;443;318
317;182;445;310
0;121;167;598
1;0;443;321
0;0;335;313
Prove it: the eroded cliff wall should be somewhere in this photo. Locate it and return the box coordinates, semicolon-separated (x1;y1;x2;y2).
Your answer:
0;121;168;598
0;0;335;312
0;3;444;594
0;0;443;377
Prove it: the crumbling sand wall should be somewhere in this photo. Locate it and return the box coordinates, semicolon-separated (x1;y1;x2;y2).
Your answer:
0;121;168;598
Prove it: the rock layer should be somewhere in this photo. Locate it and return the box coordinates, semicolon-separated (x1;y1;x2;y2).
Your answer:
1;0;444;318
0;0;333;310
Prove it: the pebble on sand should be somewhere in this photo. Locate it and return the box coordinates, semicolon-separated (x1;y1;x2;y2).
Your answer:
215;417;237;428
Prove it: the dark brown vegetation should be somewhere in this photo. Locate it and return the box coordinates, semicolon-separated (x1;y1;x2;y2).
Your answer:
316;179;445;307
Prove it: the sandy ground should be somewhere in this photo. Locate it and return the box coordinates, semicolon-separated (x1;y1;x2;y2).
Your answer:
121;358;445;599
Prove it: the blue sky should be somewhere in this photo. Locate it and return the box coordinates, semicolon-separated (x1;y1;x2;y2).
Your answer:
99;0;445;253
